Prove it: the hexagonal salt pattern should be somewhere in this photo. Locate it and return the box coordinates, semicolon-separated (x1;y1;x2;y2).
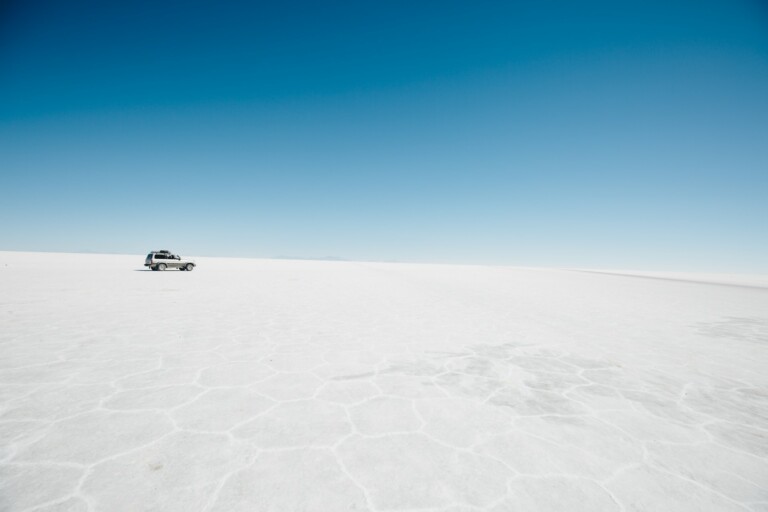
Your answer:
1;252;767;511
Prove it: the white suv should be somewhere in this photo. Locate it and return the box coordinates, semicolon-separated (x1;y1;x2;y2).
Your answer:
144;250;196;271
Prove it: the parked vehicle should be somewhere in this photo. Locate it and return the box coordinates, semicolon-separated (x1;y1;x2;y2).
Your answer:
144;250;196;271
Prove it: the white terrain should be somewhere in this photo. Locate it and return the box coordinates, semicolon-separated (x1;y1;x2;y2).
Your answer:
0;251;767;512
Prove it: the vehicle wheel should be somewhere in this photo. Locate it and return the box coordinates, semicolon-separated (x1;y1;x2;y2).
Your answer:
157;263;167;271
185;264;194;271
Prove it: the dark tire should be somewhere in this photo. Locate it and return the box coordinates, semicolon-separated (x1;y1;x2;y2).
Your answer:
157;263;167;271
185;264;194;271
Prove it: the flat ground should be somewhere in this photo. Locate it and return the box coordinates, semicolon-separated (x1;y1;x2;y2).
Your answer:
1;252;767;512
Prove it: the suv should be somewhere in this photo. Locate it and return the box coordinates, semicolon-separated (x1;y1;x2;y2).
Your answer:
144;250;196;271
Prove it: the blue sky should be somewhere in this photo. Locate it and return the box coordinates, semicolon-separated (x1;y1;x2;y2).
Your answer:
1;1;767;271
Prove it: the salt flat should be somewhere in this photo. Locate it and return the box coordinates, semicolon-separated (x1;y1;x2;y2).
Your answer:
0;251;767;512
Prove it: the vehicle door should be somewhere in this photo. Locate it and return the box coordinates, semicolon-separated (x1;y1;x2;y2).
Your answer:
152;253;166;267
168;254;182;268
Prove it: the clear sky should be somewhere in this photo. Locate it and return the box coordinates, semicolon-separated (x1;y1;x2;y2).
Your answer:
1;0;767;271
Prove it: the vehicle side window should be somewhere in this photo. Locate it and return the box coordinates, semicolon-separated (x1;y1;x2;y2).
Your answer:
154;254;165;260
